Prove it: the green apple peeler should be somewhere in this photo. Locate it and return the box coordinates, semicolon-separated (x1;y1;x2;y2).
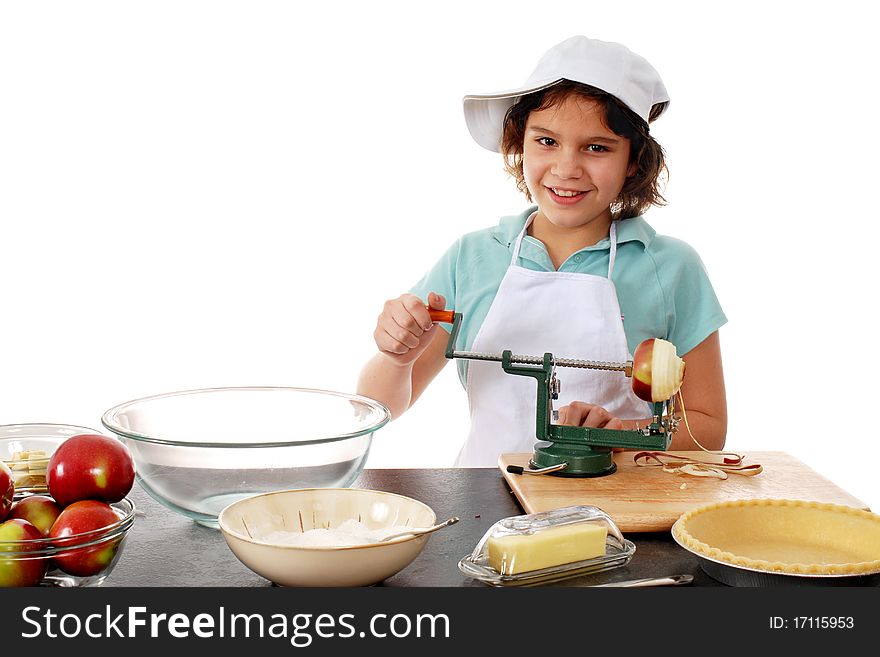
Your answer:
429;309;677;477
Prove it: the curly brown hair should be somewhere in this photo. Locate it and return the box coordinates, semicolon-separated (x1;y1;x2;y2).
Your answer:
501;81;668;220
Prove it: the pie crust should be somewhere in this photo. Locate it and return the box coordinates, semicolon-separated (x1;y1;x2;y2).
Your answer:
672;499;880;576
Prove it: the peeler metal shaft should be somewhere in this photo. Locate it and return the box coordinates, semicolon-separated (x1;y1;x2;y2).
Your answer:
432;309;632;376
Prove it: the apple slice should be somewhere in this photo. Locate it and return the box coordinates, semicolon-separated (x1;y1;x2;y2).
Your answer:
632;338;685;402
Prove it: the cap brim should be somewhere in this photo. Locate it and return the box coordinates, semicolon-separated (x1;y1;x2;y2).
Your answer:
463;79;564;152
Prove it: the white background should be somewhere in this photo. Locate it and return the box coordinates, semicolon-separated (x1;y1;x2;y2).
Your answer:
1;1;877;508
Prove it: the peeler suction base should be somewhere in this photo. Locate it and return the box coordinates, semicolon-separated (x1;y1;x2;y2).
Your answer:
531;442;617;477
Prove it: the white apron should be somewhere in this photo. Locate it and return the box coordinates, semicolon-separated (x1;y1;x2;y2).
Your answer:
455;214;649;467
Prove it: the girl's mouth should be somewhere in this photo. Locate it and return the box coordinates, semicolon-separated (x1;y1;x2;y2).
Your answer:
548;186;588;204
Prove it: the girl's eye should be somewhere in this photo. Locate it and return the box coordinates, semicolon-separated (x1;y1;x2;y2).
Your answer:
586;144;608;153
536;137;556;147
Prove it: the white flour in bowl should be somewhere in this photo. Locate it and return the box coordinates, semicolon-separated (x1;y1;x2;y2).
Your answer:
260;519;415;547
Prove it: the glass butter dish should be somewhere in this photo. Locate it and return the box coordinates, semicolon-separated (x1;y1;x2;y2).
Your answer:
458;505;635;587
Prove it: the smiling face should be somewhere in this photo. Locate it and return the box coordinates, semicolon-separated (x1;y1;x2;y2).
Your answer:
522;95;633;242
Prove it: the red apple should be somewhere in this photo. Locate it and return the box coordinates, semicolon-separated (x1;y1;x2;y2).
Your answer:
631;339;655;402
0;518;48;587
47;433;135;507
9;495;62;536
49;500;122;577
0;460;13;522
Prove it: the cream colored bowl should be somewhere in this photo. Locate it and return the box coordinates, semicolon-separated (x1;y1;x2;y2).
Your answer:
218;488;436;587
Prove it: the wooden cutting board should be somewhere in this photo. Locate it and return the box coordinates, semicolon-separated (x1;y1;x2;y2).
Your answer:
499;451;870;532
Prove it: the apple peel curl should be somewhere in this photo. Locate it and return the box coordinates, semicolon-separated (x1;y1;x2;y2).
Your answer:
633;390;764;479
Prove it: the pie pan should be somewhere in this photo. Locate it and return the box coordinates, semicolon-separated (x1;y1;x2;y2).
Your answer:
672;499;880;587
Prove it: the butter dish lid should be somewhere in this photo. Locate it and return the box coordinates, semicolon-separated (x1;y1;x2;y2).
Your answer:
484;505;625;540
459;505;635;587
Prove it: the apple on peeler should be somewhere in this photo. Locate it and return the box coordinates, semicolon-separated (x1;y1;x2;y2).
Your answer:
631;338;686;403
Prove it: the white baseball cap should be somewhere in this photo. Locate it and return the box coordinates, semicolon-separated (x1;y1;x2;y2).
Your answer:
463;35;670;152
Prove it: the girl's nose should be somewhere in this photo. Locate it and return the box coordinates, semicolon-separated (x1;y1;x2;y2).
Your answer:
550;149;584;179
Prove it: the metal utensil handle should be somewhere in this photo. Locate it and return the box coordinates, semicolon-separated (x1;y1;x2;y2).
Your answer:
380;517;460;542
506;463;568;476
592;574;694;587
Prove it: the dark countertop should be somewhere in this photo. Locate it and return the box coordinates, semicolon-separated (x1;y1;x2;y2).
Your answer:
107;467;723;587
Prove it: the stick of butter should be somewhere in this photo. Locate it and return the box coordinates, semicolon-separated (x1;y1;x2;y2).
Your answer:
487;522;608;575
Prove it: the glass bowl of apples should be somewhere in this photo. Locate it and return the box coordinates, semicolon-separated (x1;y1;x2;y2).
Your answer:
1;424;137;587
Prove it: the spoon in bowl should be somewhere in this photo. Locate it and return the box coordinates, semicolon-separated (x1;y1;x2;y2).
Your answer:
378;517;460;542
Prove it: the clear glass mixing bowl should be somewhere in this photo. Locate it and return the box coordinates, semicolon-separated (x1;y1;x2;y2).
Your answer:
100;387;390;528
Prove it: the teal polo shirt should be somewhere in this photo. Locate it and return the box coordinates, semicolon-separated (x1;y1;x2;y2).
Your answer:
410;207;727;388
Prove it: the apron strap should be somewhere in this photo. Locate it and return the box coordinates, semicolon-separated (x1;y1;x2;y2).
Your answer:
510;212;537;265
607;221;618;279
511;213;619;281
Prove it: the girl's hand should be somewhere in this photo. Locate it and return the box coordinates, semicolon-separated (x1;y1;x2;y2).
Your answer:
557;402;624;430
374;292;447;366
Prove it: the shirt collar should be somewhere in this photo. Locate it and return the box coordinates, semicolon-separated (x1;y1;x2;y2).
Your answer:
615;215;656;248
491;207;657;250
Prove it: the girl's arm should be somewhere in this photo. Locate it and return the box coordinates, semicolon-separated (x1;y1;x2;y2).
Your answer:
662;330;727;451
356;293;450;419
558;331;728;451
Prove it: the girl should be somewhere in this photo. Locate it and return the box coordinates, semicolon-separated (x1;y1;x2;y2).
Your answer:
358;36;727;466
